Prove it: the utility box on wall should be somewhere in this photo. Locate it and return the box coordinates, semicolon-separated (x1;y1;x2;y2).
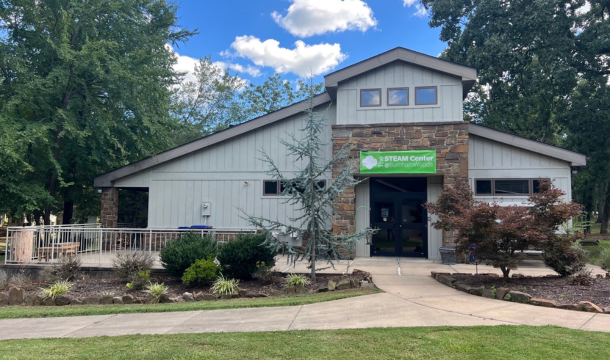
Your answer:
201;202;211;217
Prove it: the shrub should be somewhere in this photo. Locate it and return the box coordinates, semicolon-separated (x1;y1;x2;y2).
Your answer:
217;234;276;279
426;180;583;279
126;270;151;290
285;273;309;288
211;275;239;296
45;255;81;281
182;257;219;286
572;269;595;286
41;280;72;300
144;281;169;304
598;246;610;270
113;252;154;280
159;233;217;276
253;261;274;284
544;242;587;277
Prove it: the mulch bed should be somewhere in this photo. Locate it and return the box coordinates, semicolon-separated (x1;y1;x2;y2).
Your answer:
16;270;369;299
452;273;610;308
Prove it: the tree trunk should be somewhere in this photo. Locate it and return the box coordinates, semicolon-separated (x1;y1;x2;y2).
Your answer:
500;266;510;279
62;199;74;225
601;181;610;234
310;230;316;281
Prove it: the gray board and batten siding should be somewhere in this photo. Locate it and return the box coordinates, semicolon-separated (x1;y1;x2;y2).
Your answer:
335;61;464;125
112;103;336;229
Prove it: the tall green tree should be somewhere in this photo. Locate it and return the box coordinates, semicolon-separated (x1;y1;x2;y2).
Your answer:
422;0;610;231
0;0;194;224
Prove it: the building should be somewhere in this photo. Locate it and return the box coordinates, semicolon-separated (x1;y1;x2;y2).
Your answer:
94;47;586;260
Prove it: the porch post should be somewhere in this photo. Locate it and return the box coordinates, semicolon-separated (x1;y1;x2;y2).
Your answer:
100;188;119;228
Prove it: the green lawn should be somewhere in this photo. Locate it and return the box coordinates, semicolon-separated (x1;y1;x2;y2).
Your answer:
1;326;609;359
582;241;609;268
0;287;381;320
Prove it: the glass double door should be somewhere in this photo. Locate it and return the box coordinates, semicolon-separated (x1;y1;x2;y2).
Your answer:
370;178;427;257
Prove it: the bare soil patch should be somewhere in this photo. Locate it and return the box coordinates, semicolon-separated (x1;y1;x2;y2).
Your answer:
452;273;610;307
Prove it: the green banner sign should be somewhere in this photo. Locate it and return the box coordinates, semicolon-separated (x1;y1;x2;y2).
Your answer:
360;150;437;174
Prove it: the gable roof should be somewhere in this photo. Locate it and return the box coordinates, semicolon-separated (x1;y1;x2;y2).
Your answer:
94;92;332;187
324;47;478;100
469;124;586;167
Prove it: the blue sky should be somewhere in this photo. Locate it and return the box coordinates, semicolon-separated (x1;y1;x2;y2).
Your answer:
171;0;446;86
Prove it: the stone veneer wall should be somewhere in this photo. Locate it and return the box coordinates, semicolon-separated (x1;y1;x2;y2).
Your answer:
100;188;119;228
331;122;469;248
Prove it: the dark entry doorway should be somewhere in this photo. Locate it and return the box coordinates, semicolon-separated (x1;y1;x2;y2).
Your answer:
370;178;427;257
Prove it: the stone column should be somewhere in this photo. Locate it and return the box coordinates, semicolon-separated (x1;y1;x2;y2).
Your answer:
100;188;119;228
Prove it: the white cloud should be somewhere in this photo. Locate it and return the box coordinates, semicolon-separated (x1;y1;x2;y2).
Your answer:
271;0;377;38
402;0;428;17
230;36;347;76
166;44;260;86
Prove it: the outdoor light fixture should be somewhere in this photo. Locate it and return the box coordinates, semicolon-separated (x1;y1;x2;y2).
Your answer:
365;226;374;246
571;168;579;176
96;188;103;194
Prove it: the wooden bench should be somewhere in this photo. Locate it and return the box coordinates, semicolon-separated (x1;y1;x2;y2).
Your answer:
37;242;80;262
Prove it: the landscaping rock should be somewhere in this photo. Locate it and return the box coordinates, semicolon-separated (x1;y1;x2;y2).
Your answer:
203;294;218;301
99;295;114;305
469;287;484;296
133;298;144;304
286;287;296;294
83;296;100;305
579;301;603;313
481;289;494;298
193;292;204;301
158;294;173;303
238;289;248;298
557;304;579;311
112;297;123;305
496;287;510;301
220;294;232;300
350;279;360;288
55;295;71;306
437;275;457;288
25;295;42;306
253;293;268;298
530;298;556;307
511;273;524;278
71;298;84;306
122;294;134;304
0;293;9;306
231;293;239;298
455;283;473;293
317;287;329;293
328;280;336;291
269;289;284;297
8;287;24;305
430;271;451;279
42;297;56;306
336;279;351;290
361;282;375;289
604;307;610;314
506;291;531;303
295;284;306;294
183;292;195;302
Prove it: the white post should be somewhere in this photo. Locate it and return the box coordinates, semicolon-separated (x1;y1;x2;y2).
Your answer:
98;227;103;265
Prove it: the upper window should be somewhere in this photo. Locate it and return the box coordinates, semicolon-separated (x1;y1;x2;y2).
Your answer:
387;88;408;106
474;179;549;196
415;86;437;105
360;88;381;107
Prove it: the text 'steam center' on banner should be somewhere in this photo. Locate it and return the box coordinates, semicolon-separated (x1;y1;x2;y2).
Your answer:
359;150;437;174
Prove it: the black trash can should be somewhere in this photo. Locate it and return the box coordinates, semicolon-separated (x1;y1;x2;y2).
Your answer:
439;247;456;265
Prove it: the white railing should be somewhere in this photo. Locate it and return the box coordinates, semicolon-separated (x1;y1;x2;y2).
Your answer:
4;226;256;266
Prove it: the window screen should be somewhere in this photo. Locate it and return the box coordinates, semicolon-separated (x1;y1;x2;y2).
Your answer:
475;180;492;195
494;180;529;195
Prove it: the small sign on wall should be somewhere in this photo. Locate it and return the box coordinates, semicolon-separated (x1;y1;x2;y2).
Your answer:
360;150;437;174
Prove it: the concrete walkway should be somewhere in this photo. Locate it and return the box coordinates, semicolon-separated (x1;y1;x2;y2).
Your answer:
1;258;609;340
